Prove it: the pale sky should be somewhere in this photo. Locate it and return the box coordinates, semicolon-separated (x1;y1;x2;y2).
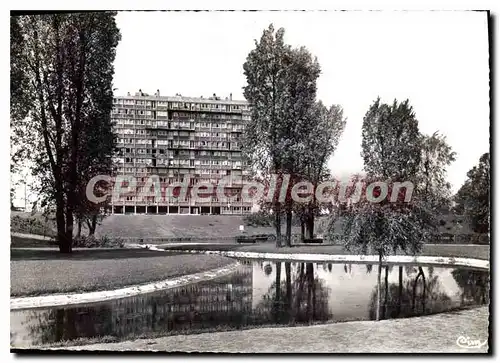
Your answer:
113;10;489;192
12;10;490;207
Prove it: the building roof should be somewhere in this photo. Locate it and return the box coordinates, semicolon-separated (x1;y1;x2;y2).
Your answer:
115;92;249;105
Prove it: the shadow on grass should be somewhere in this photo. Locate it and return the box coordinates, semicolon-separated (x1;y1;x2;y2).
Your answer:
10;248;182;261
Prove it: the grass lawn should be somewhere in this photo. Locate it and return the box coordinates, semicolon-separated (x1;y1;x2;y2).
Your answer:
10;248;235;297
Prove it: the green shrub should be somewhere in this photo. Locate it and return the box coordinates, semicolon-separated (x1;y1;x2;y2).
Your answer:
72;235;125;248
243;211;273;227
10;215;57;237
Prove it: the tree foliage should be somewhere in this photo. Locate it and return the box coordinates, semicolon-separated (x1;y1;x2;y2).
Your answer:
361;98;422;181
294;102;346;240
340;98;434;256
333;98;439;320
243;24;323;246
242;24;345;246
417;132;456;212
10;13;121;252
454;152;490;234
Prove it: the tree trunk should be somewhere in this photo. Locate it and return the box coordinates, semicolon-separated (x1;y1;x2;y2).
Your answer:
285;210;292;247
412;270;423;312
64;208;74;253
54;309;65;342
56;196;71;253
274;262;282;322
76;219;82;238
300;219;305;242
383;265;389;319
89;214;98;236
285;262;292;320
419;267;426;313
152;302;157;330
275;204;282;248
312;268;317;320
305;263;314;321
295;263;305;313
65;27;86;254
376;252;382;321
307;213;315;239
397;266;403;317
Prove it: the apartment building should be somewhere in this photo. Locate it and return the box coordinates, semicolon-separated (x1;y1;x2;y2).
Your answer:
110;90;253;215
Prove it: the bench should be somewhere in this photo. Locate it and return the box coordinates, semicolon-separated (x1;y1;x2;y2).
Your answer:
236;236;256;244
303;238;324;244
253;234;275;242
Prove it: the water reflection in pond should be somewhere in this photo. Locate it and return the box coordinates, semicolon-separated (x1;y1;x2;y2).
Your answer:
11;261;489;348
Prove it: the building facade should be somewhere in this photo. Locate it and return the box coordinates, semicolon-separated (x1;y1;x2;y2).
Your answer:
111;90;253;215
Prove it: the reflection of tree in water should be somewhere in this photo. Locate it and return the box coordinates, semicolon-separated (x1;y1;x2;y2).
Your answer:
321;263;333;273
259;261;274;276
255;262;331;325
452;269;489;305
368;265;454;320
18;268;255;346
22;304;114;346
264;264;273;276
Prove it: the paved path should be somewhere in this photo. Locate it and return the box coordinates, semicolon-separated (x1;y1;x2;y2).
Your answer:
64;307;489;353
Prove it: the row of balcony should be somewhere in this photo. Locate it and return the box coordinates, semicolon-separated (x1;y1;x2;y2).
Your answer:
115;121;245;127
117;135;242;143
120;151;242;158
112;113;247;122
112;199;254;206
113;106;246;116
117;143;242;151
130;162;241;168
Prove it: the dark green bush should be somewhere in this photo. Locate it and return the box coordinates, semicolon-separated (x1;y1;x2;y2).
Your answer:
243;211;273;227
72;235;125;248
11;215;57;237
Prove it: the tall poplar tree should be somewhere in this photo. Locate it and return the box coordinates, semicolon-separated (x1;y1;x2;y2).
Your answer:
243;24;321;247
10;13;121;253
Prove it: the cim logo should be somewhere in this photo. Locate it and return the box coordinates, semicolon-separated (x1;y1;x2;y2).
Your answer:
456;335;488;349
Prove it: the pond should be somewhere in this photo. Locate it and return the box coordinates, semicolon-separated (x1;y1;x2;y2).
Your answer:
10;260;489;348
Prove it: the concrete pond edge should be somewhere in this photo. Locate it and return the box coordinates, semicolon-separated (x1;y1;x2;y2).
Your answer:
10;261;241;311
142;245;490;270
